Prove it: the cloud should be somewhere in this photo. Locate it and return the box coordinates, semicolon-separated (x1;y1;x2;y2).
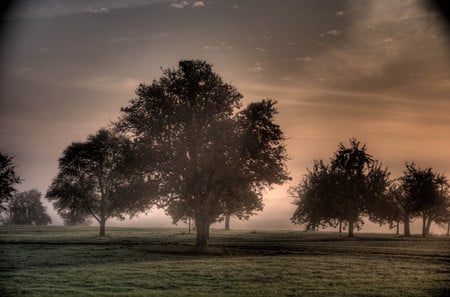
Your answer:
171;2;188;8
192;1;205;8
203;45;219;51
10;0;165;18
322;30;341;37
304;0;450;92
88;7;110;14
248;62;264;73
171;1;205;9
256;47;267;54
296;57;312;62
336;10;344;16
203;42;232;51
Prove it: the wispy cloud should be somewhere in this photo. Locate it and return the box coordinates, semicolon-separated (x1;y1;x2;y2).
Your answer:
296;57;312;62
322;30;341;37
248;62;264;73
171;1;188;8
192;1;205;8
304;0;449;92
171;0;206;9
203;42;232;51
88;7;110;14
10;0;165;18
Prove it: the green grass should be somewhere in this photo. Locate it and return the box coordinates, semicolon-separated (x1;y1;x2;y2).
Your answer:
1;226;449;296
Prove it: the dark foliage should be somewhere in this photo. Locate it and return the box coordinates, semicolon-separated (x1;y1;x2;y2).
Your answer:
118;60;290;248
4;189;51;225
0;152;21;211
397;163;449;236
291;138;391;237
46;128;156;236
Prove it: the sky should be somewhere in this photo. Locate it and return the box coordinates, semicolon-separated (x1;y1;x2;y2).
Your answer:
1;0;449;234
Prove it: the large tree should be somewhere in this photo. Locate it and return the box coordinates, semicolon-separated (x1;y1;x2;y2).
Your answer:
5;189;51;225
398;163;449;237
291;139;391;237
118;60;289;248
46;129;156;236
0;152;21;211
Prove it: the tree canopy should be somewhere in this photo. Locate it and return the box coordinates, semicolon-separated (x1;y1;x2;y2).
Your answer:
46;128;156;236
0;152;21;211
291;138;391;237
118;60;290;248
4;189;51;225
396;163;449;236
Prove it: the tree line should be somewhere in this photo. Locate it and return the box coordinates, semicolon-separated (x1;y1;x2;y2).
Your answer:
1;60;449;247
290;139;450;237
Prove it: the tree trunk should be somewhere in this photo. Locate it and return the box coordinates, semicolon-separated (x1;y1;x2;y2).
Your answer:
422;215;427;237
339;221;342;234
195;217;210;250
99;218;106;237
404;214;411;237
447;223;449;236
225;213;230;231
396;220;400;235
425;218;432;236
348;220;354;237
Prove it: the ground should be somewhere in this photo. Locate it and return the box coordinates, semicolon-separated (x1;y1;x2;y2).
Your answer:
0;226;449;296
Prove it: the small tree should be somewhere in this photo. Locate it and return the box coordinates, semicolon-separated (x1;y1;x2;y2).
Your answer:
118;60;290;248
291;139;391;237
0;152;21;211
399;163;449;237
47;129;156;236
5;189;51;225
291;160;337;231
387;182;416;236
57;206;92;226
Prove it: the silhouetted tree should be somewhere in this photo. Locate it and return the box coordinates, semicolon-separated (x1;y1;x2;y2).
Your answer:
118;60;289;248
46;129;156;236
57;207;92;226
5;189;51;225
399;163;449;237
291;139;391;237
0;152;21;211
384;182;415;236
291;160;338;231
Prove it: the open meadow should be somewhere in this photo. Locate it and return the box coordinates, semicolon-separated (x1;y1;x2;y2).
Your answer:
1;226;449;297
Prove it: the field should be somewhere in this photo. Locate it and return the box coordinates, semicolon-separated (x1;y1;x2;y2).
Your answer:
1;226;449;297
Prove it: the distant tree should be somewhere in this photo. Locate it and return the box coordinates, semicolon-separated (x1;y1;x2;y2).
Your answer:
291;160;338;231
56;206;92;226
385;182;416;236
222;191;264;231
291;139;391;237
0;152;21;211
399;163;449;237
46;129;156;236
118;60;289;248
5;189;51;225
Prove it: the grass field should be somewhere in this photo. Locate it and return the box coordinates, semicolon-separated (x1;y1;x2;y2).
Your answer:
1;226;449;296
